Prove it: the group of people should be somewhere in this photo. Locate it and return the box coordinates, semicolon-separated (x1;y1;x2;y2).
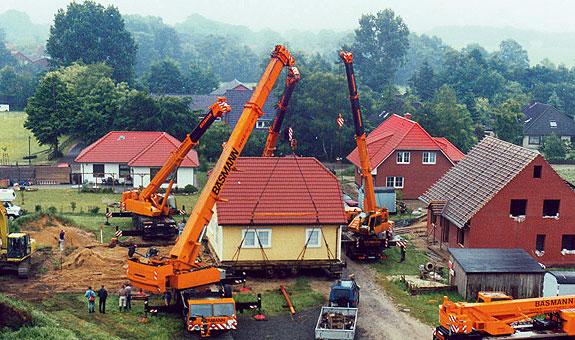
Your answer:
84;283;133;313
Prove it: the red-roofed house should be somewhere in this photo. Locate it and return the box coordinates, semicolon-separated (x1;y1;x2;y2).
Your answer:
75;131;199;188
347;114;465;199
206;157;346;276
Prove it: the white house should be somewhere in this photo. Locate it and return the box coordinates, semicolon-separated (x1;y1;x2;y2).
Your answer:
75;131;199;188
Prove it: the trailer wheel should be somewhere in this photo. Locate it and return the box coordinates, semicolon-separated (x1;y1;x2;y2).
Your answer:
265;268;274;279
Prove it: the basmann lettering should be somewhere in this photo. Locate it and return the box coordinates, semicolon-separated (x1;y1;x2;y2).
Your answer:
534;298;574;307
212;148;240;195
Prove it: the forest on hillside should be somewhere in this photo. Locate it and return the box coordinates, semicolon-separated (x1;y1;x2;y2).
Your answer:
1;3;575;163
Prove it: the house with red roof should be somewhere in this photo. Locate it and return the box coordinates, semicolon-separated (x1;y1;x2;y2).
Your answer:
75;131;199;188
420;137;575;266
205;157;346;276
347;114;465;200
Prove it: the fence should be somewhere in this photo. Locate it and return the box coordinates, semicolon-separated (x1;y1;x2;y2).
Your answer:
0;165;71;185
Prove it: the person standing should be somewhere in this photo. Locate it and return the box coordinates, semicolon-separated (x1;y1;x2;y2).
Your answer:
177;220;185;236
85;286;96;313
118;285;127;311
125;283;132;310
59;230;65;251
164;290;172;306
97;285;108;314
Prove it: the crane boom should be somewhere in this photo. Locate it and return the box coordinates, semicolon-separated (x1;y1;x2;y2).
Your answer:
127;45;295;293
122;98;231;219
339;51;377;212
262;66;300;157
436;292;575;338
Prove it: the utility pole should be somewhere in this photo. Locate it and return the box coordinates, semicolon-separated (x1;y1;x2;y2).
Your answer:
28;136;31;166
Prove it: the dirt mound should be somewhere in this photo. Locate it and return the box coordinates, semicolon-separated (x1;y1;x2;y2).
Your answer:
0;302;32;330
64;248;113;269
27;226;97;249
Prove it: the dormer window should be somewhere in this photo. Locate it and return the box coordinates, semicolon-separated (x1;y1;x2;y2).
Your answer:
550;121;557;128
118;135;125;140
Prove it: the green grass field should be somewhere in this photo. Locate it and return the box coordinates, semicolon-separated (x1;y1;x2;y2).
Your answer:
556;169;575;184
0;111;51;163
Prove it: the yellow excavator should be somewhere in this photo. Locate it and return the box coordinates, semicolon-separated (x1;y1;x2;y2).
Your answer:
0;203;35;278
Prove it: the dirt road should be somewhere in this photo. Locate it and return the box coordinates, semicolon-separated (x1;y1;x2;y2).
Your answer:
345;257;433;340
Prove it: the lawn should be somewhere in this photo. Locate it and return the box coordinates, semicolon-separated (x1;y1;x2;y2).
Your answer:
556;168;575;184
372;241;465;327
0;111;50;163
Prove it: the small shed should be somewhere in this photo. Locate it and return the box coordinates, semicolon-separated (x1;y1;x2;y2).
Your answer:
358;186;396;213
543;271;575;297
449;248;545;300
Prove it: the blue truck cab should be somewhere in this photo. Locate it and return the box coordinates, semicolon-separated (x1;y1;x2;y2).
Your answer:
329;277;360;307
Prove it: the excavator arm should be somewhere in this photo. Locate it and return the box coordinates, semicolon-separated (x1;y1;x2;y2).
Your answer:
127;45;295;293
262;66;300;157
121;98;231;217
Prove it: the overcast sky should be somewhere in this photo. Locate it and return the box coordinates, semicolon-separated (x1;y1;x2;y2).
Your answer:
1;0;574;34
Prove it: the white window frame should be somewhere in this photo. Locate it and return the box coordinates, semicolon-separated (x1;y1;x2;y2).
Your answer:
528;136;540;145
386;176;394;187
256;120;266;129
305;228;321;248
386;176;404;188
550;121;557;128
241;229;272;248
422;152;436;165
397;151;410;164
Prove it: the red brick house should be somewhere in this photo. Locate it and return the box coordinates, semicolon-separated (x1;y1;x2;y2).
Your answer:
347;114;465;199
420;136;575;266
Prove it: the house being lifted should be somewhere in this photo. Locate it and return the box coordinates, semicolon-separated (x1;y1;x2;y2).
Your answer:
205;157;346;278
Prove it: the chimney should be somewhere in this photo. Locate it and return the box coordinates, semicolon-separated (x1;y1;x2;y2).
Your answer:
404;113;412;120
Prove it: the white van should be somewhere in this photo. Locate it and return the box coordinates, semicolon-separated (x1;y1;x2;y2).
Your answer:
3;201;22;220
0;189;16;202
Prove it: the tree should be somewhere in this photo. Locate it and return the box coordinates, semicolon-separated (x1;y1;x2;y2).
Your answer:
493;99;525;145
425;85;477;152
184;63;219;94
114;90;161;131
144;58;186;93
196;121;231;162
409;60;435;101
496;39;529;68
46;1;137;83
24;73;78;155
0;41;16;69
351;9;410;92
0;66;37;110
540;133;567;161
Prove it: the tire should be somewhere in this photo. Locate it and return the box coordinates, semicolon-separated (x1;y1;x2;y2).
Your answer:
7;215;15;221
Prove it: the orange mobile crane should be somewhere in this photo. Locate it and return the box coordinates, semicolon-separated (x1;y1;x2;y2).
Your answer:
126;45;295;337
262;66;300;157
113;99;231;239
339;51;395;260
434;291;575;339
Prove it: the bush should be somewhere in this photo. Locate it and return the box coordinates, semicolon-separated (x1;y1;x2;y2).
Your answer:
47;206;57;214
183;184;198;194
89;207;100;214
35;205;42;212
340;166;356;176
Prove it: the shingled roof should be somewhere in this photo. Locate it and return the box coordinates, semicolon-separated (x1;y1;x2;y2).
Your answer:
347;114;465;169
215;157;346;226
523;102;575;137
419;137;538;228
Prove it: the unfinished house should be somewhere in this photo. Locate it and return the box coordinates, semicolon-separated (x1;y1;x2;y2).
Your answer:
205;157;346;277
420;136;575;266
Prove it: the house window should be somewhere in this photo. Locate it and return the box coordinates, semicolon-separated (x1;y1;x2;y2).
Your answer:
241;229;272;248
533;166;542;178
256;120;267;129
442;218;449;243
509;199;527;217
536;234;546;252
386;176;404;188
550;121;557;128
119;165;130;178
150;167;176;183
528;136;540;145
457;227;465;246
562;235;575;251
93;164;105;177
305;228;321;248
543;200;560;217
422;152;436;164
396;152;410;164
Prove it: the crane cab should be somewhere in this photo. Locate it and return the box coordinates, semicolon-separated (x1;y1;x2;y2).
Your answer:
476;291;513;303
186;296;238;337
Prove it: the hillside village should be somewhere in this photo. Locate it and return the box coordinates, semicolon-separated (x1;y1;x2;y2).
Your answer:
3;2;575;340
